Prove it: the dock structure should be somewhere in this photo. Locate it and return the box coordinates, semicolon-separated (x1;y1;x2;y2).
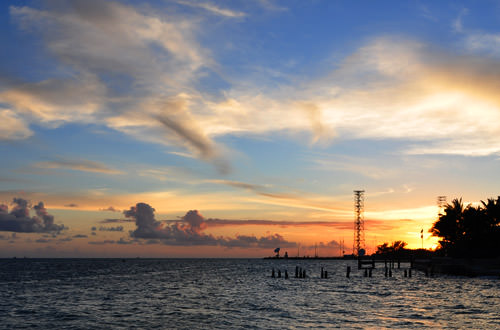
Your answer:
358;256;414;269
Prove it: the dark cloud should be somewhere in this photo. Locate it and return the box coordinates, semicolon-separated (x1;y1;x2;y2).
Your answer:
65;203;78;208
99;218;134;224
73;234;88;238
125;202;296;248
88;240;115;245
116;237;133;244
59;237;73;242
98;226;123;232
91;226;97;231
0;198;65;233
35;238;51;243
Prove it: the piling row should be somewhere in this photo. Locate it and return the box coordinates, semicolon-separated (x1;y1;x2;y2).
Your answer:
271;266;418;279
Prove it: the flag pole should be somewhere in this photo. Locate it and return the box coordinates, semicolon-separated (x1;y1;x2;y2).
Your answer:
421;228;424;249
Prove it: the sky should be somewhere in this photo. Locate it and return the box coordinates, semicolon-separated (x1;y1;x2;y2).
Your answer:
1;0;500;257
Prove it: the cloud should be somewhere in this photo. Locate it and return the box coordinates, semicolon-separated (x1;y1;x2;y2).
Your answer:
98;226;124;232
0;198;65;233
177;1;246;17
0;109;33;140
201;218;353;229
99;218;134;224
35;158;123;175
99;206;120;212
5;1;228;171
73;234;88;238
65;203;78;208
124;202;296;247
89;240;115;245
5;0;500;176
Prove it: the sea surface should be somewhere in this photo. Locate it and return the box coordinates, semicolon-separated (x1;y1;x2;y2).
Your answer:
0;258;499;329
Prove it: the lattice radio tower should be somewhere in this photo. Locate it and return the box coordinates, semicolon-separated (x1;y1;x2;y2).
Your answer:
353;190;365;256
437;196;447;216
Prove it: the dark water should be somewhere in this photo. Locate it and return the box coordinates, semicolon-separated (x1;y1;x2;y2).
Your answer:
0;259;499;329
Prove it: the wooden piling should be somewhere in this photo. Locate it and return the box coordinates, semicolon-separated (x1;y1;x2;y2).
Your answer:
278;269;281;278
321;267;324;279
272;268;275;278
408;269;412;278
368;268;372;277
295;266;298;278
285;270;288;279
324;270;328;278
346;266;351;278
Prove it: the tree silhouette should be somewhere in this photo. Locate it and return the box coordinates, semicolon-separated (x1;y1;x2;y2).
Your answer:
376;240;407;255
431;197;500;257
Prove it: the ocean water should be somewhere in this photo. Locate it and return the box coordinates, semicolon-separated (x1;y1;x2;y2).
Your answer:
0;259;499;329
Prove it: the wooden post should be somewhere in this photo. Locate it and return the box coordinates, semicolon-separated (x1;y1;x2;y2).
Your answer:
364;268;368;277
272;268;275;278
389;269;392;277
409;269;412;278
346;266;351;278
369;268;372;277
321;267;324;279
324;270;328;278
385;267;388;277
404;269;407;277
295;266;298;278
278;269;281;278
285;270;288;279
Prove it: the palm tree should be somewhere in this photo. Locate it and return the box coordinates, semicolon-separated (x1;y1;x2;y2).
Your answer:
431;198;467;254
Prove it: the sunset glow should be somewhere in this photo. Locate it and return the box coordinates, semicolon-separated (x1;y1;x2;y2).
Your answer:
1;0;499;257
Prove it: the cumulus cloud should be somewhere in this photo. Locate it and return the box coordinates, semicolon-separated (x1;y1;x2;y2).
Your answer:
0;198;65;233
124;202;296;248
0;109;33;140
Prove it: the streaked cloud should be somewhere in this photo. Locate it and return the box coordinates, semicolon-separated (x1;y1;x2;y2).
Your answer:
177;1;246;18
34;158;123;175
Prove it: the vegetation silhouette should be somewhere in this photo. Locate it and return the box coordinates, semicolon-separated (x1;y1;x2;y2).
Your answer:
431;196;500;258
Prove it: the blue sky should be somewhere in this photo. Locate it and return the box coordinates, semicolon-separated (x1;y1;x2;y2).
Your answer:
1;0;500;257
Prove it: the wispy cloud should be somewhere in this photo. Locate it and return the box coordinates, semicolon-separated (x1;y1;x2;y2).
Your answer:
177;1;246;18
35;158;123;175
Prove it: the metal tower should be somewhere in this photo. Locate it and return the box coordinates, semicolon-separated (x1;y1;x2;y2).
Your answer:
437;196;447;216
353;190;365;256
